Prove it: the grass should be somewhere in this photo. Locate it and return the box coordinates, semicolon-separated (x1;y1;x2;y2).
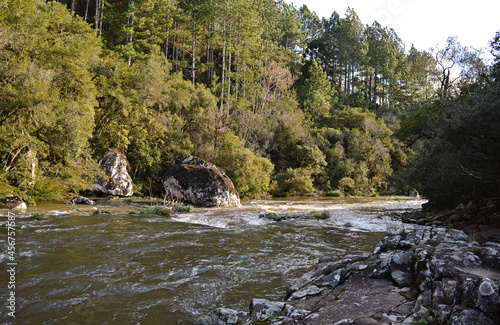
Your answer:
261;212;279;220
31;212;48;220
138;206;171;217
172;203;194;213
123;198;133;204
325;190;341;197
92;208;115;215
311;211;330;220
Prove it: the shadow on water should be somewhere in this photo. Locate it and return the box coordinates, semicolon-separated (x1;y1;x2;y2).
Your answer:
0;196;425;324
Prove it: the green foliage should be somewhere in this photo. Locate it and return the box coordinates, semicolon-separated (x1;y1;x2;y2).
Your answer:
0;0;494;206
0;0;101;200
213;130;274;198
401;37;500;208
92;208;115;215
326;190;341;197
172;203;194;213
272;168;315;197
139;206;172;217
314;107;395;196
31;213;48;220
311;211;330;219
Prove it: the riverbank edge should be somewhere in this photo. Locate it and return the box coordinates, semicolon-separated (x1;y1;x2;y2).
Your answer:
216;226;500;325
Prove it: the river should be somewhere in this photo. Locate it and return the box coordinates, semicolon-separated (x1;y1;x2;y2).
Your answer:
0;197;425;324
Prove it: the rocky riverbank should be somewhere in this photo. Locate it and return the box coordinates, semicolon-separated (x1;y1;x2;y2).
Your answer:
216;227;500;324
400;200;500;244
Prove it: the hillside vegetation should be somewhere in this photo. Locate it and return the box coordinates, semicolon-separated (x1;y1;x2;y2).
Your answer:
1;0;498;209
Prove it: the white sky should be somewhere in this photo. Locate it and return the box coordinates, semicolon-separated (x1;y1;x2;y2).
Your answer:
286;0;500;55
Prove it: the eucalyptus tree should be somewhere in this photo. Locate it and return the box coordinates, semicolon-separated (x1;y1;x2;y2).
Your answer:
433;36;485;98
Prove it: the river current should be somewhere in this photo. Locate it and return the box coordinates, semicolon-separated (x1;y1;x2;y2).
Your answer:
1;197;425;324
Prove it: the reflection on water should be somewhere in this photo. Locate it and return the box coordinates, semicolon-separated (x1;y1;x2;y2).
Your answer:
0;197;424;324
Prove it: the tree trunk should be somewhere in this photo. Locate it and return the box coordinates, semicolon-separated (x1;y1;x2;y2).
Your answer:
173;22;179;72
84;0;89;22
191;31;196;85
126;0;134;67
164;15;170;59
95;0;101;32
95;0;104;35
226;19;232;106
215;14;227;160
235;15;241;99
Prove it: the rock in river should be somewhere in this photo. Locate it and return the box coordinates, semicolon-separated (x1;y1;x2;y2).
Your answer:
69;196;95;205
0;197;27;209
156;155;240;208
91;152;133;197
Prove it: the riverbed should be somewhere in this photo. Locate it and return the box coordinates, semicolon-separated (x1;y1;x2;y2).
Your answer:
0;197;425;324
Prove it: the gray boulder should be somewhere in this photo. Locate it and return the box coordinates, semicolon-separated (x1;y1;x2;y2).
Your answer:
92;152;133;197
70;196;95;205
156;156;240;208
0;197;27;209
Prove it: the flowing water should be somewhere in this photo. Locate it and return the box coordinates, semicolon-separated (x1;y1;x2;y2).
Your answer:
0;197;425;324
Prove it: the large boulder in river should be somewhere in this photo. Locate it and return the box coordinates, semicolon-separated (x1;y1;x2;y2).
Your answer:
156;155;240;207
91;152;133;197
0;197;27;209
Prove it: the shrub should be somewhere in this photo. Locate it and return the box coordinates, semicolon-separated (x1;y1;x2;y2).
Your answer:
273;168;315;197
326;190;341;197
214;130;274;198
339;177;355;195
172;203;193;212
311;211;330;219
139;206;171;217
92;208;114;215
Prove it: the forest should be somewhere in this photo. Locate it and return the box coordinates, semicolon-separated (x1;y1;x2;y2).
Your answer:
0;0;499;209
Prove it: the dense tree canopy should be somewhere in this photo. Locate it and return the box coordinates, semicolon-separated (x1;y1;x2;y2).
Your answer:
0;0;497;209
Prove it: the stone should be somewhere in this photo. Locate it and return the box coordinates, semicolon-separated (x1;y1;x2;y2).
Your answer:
373;236;401;254
405;188;419;197
475;279;500;322
287;285;323;301
0;197;27;209
314;268;347;287
249;299;285;322
369;257;391;279
449;307;495;325
446;229;470;243
70;196;95;205
156;156;240;208
92;152;133;197
216;308;248;324
390;251;415;287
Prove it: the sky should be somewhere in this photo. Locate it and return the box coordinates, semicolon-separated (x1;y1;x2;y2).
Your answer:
286;0;500;56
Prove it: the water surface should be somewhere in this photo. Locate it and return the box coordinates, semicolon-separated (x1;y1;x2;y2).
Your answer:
0;197;424;324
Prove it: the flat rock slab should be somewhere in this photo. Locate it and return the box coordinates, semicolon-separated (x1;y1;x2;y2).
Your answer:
290;272;409;324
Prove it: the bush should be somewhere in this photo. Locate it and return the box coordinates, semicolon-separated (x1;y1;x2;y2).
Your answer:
272;168;315;197
138;206;171;217
172;203;193;212
339;177;355;195
92;208;115;215
214;130;274;198
311;211;330;219
326;190;341;197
